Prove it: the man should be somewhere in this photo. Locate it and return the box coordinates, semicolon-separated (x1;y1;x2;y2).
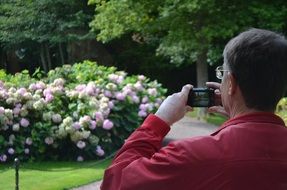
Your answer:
101;28;287;190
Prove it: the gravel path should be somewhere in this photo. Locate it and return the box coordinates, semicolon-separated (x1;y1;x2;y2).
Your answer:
71;116;218;190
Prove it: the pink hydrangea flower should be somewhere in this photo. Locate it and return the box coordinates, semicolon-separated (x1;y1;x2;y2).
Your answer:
132;95;140;103
85;84;95;96
96;146;105;157
17;88;27;96
139;104;148;111
90;120;97;130
72;122;81;130
108;74;118;81
15;103;22;108
138;110;147;117
52;114;62;123
25;137;33;145
95;112;104;122
76;141;86;149
103;119;114;130
20;118;30;127
45;137;54;145
116;93;126;101
75;84;86;92
134;82;143;91
138;75;146;81
35;81;46;90
142;96;149;103
108;101;114;109
0;107;5;115
77;156;84;162
104;90;112;97
8;148;15;155
81;116;91;123
43;88;52;96
29;83;37;91
116;76;124;84
13;107;21;115
0;154;7;162
147;88;157;96
45;94;54;102
24;148;30;154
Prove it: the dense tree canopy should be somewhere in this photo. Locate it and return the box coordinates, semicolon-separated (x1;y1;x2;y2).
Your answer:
90;0;287;86
0;0;286;87
0;0;94;72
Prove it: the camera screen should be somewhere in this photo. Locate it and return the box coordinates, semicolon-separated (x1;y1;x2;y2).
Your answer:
187;88;214;107
193;91;210;106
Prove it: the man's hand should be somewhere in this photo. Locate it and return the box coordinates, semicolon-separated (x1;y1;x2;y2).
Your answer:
155;84;193;126
206;82;229;118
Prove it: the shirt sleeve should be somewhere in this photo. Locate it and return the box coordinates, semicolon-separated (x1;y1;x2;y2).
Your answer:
101;114;180;190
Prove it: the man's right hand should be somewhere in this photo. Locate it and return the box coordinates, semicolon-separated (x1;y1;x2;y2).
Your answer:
206;82;229;118
155;84;193;126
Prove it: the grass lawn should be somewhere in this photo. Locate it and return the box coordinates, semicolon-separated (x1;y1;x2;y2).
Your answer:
0;158;111;190
205;113;227;126
187;108;227;126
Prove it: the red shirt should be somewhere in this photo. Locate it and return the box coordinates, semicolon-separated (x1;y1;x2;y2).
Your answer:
101;113;287;190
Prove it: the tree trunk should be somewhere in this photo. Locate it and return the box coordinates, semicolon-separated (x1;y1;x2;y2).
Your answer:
45;43;52;70
196;48;209;120
67;40;114;66
6;50;21;74
40;44;48;73
58;43;65;65
196;48;208;87
0;48;7;70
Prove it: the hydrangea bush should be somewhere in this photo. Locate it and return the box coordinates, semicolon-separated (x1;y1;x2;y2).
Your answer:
0;61;166;162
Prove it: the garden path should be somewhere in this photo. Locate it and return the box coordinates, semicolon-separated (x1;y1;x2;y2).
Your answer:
71;116;219;190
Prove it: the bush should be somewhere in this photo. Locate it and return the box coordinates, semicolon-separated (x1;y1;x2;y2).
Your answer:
0;61;166;162
276;97;287;125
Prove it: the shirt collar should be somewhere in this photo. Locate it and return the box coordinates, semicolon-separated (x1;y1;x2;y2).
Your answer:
211;112;285;136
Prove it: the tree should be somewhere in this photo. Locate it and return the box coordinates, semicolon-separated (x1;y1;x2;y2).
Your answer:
0;0;95;72
89;0;287;87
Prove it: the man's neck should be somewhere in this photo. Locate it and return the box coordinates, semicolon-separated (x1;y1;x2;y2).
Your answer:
228;104;273;119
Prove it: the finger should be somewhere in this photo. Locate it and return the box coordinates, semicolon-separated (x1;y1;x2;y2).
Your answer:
180;84;193;97
206;82;221;89
185;106;193;112
208;106;229;118
214;89;222;101
214;89;221;94
181;84;193;93
208;106;222;113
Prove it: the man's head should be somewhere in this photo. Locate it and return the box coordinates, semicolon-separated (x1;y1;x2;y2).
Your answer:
222;28;287;112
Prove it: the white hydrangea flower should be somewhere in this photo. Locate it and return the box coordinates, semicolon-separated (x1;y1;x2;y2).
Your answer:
6;98;16;105
63;117;73;126
33;99;45;110
4;109;13;120
53;78;65;86
42;112;52;121
57;126;68;138
70;131;83;142
52;114;62;123
12;123;20;132
23;92;33;100
105;83;117;91
20;107;28;117
81;130;91;139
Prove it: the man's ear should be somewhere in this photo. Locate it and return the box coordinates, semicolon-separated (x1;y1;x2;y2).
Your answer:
227;73;237;95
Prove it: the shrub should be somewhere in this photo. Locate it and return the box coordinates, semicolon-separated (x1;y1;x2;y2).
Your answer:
276;97;287;125
0;61;166;162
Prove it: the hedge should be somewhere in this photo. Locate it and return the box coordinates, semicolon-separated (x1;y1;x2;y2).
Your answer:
0;60;166;162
